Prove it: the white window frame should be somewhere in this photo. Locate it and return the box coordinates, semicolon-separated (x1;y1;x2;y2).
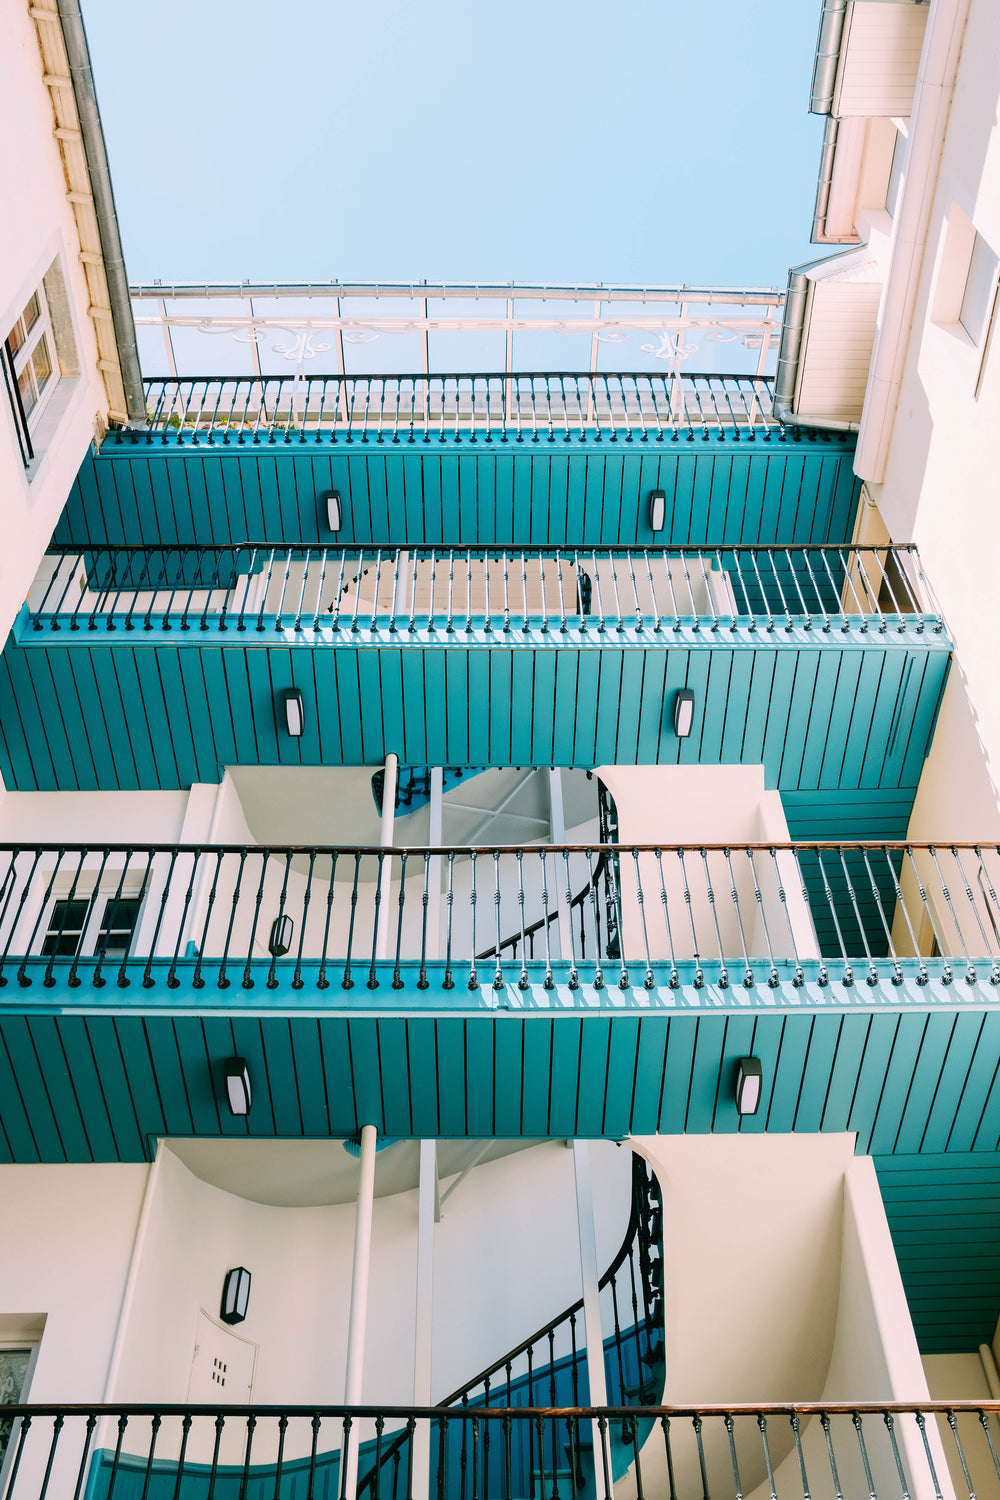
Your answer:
41;886;146;962
0;1342;41;1487
4;287;59;436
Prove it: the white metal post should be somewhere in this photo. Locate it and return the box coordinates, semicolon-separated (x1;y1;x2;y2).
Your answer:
343;1122;379;1500
548;768;574;961
411;1138;437;1500
573;1139;611;1492
428;766;444;960
376;752;399;961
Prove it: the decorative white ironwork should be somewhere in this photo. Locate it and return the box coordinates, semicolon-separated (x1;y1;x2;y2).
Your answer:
134;287;785;378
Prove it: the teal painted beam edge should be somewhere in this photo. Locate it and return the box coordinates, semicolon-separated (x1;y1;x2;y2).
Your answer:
20;618;951;651
103;427;859;455
3;962;998;1012
55;441;863;552
4;1005;1000;1160
0;636;951;793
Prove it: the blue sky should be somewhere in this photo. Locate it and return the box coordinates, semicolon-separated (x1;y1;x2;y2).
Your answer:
82;0;824;289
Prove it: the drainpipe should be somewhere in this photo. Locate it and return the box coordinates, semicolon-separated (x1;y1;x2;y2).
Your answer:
343;1122;379;1500
772;266;862;434
810;0;848;114
56;0;146;426
853;0;972;483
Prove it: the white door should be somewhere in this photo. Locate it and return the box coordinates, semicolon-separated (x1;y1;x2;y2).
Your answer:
188;1309;258;1402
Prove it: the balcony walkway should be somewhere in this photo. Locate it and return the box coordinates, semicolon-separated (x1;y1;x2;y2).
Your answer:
0;545;950;793
1;841;999;1159
54;375;862;551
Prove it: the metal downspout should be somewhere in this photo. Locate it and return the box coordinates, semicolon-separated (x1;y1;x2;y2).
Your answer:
56;0;145;426
772;267;861;434
810;0;849;114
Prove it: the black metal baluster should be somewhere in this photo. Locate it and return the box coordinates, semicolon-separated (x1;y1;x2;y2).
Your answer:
271;1415;287;1500
267;852;293;990
343;853;361;990
339;1416;352;1500
318;851;339;991
71;1413;99;1500
660;1417;677;1500
191;850;224;990
293;851;316;991
757;1415;777;1500
791;1414;812;1500
693;1416;710;1500
36;1413;64;1500
206;1414;225;1500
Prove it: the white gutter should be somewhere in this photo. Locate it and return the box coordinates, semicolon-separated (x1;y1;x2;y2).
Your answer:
853;0;972;482
810;0;849;114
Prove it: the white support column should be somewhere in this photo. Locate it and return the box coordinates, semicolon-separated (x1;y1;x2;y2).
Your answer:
411;1138;437;1500
573;1140;611;1492
343;1122;379;1500
548;768;574;961
427;767;444;960
376;753;399;961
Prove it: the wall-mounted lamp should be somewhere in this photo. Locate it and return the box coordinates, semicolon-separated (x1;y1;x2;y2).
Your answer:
648;490;666;532
735;1057;762;1116
269;914;294;956
672;688;695;738
322;490;342;533
282;688;304;737
220;1266;252;1325
224;1057;252;1116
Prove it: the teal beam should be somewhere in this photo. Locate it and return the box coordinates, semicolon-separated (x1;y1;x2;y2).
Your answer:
0;633;950;792
54;437;862;551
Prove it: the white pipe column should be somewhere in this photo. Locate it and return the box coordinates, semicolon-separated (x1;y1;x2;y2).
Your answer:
411;1139;437;1500
573;1140;611;1492
428;767;444;960
343;1122;379;1500
548;768;574;961
376;752;399;961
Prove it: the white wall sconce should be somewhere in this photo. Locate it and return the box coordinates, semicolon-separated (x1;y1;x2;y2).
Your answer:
282;688;304;737
269;914;294;956
224;1057;252;1116
322;490;342;533
735;1057;762;1116
220;1266;252;1325
648;490;666;532
673;688;695;738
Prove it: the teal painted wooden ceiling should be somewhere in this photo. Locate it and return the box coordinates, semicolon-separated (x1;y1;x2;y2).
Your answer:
53;433;862;550
0;635;950;793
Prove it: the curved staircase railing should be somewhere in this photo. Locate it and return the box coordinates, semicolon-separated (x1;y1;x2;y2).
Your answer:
358;1152;664;1500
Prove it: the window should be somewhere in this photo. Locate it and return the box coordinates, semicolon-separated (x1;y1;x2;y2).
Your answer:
42;893;143;960
2;288;59;464
0;1347;36;1468
960;232;999;343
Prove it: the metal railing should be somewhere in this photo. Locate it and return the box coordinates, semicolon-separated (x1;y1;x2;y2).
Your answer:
113;373;793;445
0;1401;996;1500
1;842;998;997
26;545;944;639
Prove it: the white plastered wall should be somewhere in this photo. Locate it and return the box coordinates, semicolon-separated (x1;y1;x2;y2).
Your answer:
0;5;109;657
857;0;1000;838
616;1135;949;1500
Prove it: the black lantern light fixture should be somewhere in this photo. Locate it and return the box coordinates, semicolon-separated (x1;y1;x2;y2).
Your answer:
735;1056;763;1116
220;1266;252;1325
648;489;666;532
673;688;695;738
282;687;304;737
269;914;294;956
224;1057;252;1116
